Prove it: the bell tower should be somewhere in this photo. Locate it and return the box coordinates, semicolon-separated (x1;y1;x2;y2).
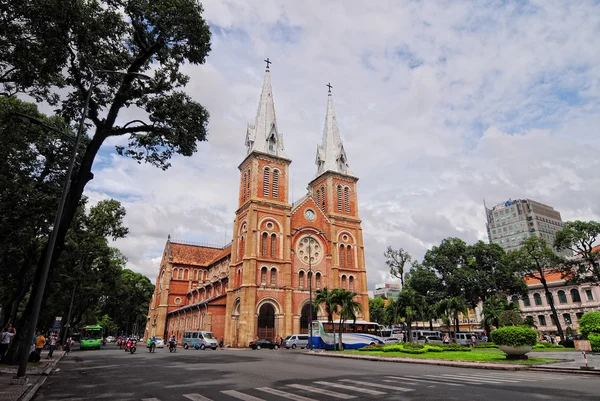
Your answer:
226;60;293;346
308;84;369;320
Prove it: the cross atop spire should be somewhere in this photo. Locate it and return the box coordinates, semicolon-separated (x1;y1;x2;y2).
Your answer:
315;90;353;178
244;64;288;159
264;58;272;70
326;82;333;93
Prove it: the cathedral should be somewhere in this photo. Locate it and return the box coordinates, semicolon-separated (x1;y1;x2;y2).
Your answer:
144;63;370;347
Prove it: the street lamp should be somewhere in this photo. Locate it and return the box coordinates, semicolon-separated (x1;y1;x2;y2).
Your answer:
292;228;325;351
15;69;150;381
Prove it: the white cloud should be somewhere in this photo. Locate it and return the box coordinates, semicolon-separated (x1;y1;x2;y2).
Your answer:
82;1;600;287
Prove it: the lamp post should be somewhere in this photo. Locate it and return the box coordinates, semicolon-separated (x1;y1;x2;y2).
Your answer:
15;69;150;380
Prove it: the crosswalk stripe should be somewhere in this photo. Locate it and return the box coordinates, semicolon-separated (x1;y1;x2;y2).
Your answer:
384;376;464;387
454;373;538;382
287;384;357;399
221;390;265;401
338;379;413;392
313;381;386;395
183;394;214;401
440;373;520;383
434;374;506;384
256;387;317;401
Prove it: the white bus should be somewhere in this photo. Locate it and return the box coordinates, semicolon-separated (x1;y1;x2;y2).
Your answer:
311;320;385;350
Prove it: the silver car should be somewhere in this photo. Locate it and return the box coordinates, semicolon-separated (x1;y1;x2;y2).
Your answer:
285;334;309;349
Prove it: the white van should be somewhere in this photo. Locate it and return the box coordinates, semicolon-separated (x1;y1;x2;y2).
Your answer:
182;331;219;350
455;332;480;346
284;334;309;349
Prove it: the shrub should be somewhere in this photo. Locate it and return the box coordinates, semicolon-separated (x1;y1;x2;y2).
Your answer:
490;326;537;347
499;310;524;327
579;312;600;337
473;343;499;349
402;342;425;350
559;339;575;349
440;344;472;352
398;348;428;354
382;344;404;353
358;344;385;351
424;345;443;352
589;334;600;352
532;343;565;349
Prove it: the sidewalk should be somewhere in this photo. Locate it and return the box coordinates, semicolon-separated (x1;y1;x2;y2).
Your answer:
0;350;66;401
304;350;600;375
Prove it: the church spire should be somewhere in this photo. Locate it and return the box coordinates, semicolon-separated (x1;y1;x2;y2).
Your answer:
245;59;288;159
315;84;353;178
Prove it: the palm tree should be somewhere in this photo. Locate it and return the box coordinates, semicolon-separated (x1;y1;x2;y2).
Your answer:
436;296;467;335
481;295;519;334
333;288;362;351
314;287;339;349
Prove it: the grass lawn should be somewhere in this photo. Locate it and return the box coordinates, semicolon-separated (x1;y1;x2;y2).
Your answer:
342;349;560;365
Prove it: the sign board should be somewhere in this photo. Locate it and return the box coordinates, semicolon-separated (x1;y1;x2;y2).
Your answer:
574;340;592;352
52;316;62;329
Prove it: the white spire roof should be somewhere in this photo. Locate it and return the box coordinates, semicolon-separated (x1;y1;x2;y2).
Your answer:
245;67;288;159
315;91;353;178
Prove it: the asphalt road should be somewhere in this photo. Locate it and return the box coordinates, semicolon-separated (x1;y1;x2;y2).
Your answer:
34;345;598;401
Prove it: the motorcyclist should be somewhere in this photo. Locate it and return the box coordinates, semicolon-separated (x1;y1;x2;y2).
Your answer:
147;336;156;351
169;334;177;351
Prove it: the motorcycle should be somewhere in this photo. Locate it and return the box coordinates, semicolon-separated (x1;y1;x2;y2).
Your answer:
125;339;137;354
169;340;177;353
147;341;156;353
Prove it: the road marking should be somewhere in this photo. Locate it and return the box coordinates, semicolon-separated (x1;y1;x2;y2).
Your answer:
256;387;317;401
385;376;464;387
183;394;214;401
456;373;539;382
221;390;265;401
142;398;161;401
338;379;413;392
287;384;357;399
313;381;386;395
434;374;506;384
443;373;520;383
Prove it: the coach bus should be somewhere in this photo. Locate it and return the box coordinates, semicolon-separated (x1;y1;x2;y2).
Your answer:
311;320;385;350
80;325;104;350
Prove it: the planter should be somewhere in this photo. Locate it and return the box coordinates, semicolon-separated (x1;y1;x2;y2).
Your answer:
499;345;532;360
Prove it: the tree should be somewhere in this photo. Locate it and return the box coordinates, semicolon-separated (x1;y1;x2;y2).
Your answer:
3;0;211;361
405;263;441;330
314;287;339;349
554;221;600;284
334;289;362;351
384;247;412;288
368;297;385;325
481;295;518;334
436;296;467;335
504;237;565;340
395;287;420;342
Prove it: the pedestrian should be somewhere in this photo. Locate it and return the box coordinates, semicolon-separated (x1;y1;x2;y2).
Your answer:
219;337;224;348
47;332;58;359
482;334;488;343
0;324;16;362
443;334;450;344
471;335;477;347
35;331;46;356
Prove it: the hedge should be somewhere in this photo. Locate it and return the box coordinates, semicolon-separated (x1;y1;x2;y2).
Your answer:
589;333;600;352
473;343;499;349
532;342;565;349
579;312;600;337
490;326;537;347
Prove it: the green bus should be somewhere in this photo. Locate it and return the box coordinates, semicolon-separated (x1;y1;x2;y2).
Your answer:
80;325;104;349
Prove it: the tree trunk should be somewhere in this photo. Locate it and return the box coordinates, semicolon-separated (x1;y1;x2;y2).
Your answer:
337;319;344;351
540;276;564;340
406;320;412;343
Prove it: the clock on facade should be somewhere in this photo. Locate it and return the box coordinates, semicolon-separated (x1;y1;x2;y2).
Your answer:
304;209;315;221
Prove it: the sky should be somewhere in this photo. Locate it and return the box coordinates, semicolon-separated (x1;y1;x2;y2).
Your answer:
82;0;600;289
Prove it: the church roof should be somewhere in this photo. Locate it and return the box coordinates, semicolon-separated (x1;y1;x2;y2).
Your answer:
245;66;288;159
315;91;354;179
170;242;224;266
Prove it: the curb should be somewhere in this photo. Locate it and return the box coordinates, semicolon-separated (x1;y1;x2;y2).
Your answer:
18;351;66;401
303;351;600;374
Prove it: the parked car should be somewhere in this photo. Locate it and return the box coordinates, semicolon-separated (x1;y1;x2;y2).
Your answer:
284;334;309;349
249;339;279;350
416;335;443;345
106;336;115;343
155;337;164;348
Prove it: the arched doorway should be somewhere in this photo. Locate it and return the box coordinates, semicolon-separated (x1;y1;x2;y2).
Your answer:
257;303;275;340
300;304;318;334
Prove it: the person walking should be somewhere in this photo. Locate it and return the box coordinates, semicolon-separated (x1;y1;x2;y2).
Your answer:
0;324;16;362
47;332;58;359
35;331;46;357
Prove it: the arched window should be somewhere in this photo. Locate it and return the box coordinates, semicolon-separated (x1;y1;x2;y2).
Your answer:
316;272;321;289
316;188;321;209
534;293;542;306
321;186;326;211
270;234;277;258
522;295;531;307
242;172;247;201
308;271;313;288
337;185;342;212
339;245;345;267
558;290;567;304
346;245;352;268
246;169;251;199
344;187;350;213
178;269;183;279
261;267;267;285
261;232;268;257
341;275;347;290
239;236;245;261
270;268;277;287
511;295;519;306
571;289;581;303
263;167;270;197
299;271;305;289
349;276;354;291
184;269;189;280
272;170;279;199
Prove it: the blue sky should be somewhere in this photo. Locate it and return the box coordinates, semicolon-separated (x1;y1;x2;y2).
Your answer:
83;0;600;288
